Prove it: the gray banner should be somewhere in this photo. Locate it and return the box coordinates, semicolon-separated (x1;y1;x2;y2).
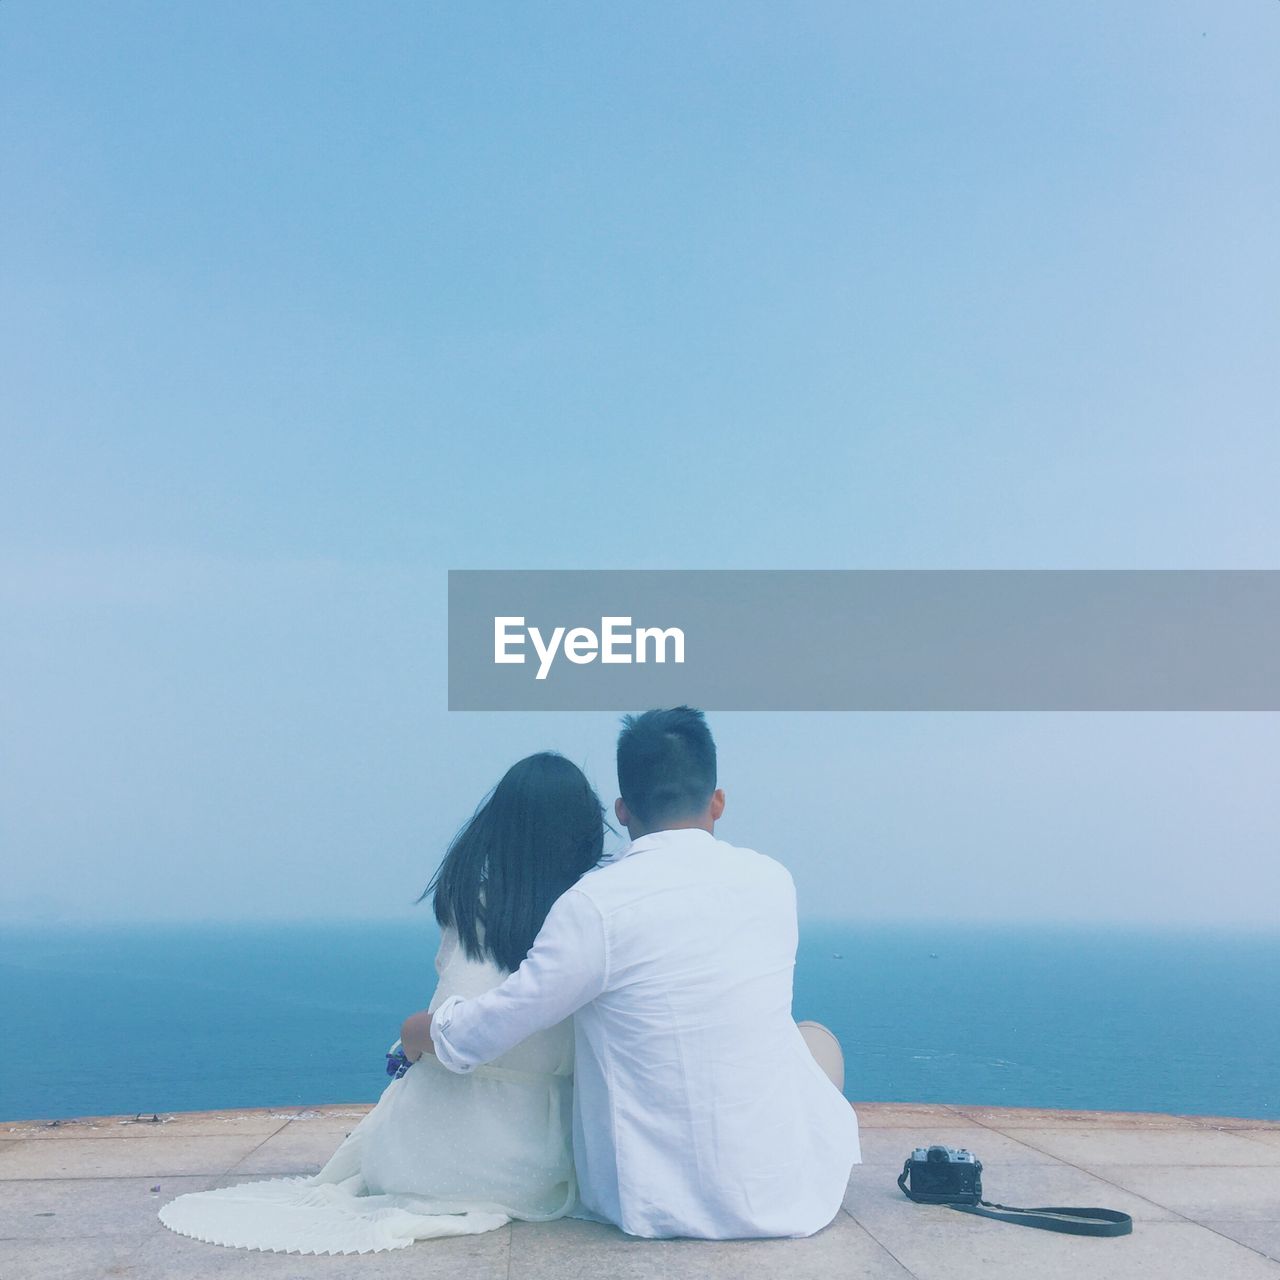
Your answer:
447;570;1280;711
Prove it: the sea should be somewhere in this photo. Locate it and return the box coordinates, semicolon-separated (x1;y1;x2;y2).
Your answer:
2;920;1276;1123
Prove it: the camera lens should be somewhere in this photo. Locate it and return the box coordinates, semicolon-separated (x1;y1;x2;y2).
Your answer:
926;1146;949;1162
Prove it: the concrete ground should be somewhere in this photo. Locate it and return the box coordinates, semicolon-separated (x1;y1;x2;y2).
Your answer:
3;1101;1280;1279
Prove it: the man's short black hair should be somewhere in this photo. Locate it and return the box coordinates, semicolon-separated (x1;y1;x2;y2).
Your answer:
616;706;717;828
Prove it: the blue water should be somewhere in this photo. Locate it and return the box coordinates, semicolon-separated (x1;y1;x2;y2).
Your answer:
2;921;1277;1122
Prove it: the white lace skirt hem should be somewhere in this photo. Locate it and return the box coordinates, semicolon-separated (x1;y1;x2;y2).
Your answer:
158;1171;510;1255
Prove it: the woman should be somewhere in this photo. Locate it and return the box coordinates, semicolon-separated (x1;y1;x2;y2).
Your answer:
159;752;606;1254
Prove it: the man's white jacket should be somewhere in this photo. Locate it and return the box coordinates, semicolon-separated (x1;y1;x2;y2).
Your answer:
431;826;861;1239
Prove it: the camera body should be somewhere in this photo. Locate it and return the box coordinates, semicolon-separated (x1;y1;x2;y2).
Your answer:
904;1145;983;1204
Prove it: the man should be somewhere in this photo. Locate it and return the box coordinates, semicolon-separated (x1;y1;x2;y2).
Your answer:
401;707;860;1239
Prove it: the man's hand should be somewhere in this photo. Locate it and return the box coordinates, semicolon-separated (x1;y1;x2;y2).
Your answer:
400;1010;435;1063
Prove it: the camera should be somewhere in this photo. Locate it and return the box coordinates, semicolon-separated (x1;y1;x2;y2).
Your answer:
896;1143;1133;1236
901;1145;983;1204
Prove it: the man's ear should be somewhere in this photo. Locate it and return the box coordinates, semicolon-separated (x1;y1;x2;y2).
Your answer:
614;796;631;828
709;788;726;822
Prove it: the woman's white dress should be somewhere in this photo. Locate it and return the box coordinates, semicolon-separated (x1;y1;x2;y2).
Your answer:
158;927;575;1254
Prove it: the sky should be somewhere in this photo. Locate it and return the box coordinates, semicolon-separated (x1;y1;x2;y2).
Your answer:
1;2;1277;927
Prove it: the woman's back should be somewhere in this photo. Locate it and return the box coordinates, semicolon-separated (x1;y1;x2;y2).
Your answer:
429;925;572;1076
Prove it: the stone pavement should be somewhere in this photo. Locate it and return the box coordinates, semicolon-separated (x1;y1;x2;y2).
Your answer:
3;1101;1279;1279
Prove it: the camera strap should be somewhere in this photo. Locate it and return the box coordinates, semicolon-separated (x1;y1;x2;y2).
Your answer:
897;1166;1133;1237
946;1200;1133;1236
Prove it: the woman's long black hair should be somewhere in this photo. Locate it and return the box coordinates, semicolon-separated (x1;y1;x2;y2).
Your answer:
422;752;606;974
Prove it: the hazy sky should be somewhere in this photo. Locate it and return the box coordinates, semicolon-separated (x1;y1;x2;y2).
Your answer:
2;3;1277;926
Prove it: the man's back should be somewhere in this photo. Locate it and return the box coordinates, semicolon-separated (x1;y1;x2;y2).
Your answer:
567;827;861;1238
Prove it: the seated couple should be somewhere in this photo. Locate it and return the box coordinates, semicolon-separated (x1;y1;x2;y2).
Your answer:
160;707;861;1253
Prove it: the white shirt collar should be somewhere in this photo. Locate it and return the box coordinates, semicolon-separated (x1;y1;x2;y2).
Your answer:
608;827;716;864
